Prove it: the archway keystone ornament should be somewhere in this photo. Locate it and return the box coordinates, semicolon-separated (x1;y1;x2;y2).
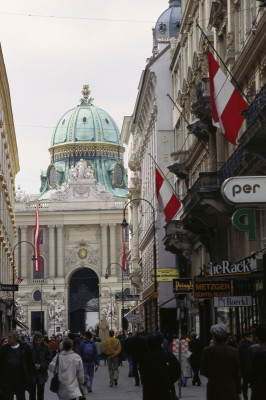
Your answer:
78;248;87;259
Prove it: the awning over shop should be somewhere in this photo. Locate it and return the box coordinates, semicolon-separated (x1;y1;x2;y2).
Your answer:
158;294;180;308
125;314;143;323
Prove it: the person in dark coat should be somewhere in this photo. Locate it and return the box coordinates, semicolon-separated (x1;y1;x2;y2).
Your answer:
0;330;35;400
189;332;203;386
131;331;148;386
238;331;253;400
139;333;181;400
200;323;241;400
30;331;52;400
246;324;266;400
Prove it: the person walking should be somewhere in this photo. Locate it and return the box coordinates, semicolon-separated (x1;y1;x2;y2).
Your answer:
139;333;181;400
30;331;52;400
131;331;148;386
200;323;241;400
48;337;84;400
169;333;190;387
0;330;35;400
124;332;134;377
188;332;202;386
48;336;59;357
246;324;266;400
79;331;99;393
102;330;121;387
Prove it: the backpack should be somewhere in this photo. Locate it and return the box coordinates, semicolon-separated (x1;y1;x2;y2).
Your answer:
83;342;94;362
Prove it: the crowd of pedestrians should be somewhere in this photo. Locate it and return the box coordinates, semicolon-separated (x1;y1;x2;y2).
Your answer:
0;323;266;400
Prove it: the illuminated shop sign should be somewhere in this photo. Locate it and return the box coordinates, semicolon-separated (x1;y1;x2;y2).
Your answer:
173;278;193;294
194;278;231;298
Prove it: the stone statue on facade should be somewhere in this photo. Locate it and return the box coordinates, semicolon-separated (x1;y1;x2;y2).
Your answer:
49;300;64;323
101;301;117;326
16;186;30;203
51;159;113;201
99;317;109;342
15;298;26;323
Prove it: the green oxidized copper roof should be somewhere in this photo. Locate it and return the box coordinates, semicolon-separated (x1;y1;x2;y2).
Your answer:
38;85;127;200
51;85;121;147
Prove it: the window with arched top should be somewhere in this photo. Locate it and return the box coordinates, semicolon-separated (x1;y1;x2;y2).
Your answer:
33;256;44;279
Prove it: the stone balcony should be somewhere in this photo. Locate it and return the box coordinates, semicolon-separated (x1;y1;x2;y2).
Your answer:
168;150;189;179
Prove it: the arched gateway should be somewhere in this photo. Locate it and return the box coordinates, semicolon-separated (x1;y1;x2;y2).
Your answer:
69;268;99;333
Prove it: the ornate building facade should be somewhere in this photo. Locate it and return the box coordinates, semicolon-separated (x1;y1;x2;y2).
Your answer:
15;86;130;336
121;0;182;333
163;1;266;344
0;44;20;337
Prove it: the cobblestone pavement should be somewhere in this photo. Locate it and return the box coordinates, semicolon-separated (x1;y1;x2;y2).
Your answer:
26;361;208;400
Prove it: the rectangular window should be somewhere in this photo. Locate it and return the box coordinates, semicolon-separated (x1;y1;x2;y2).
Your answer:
39;229;43;244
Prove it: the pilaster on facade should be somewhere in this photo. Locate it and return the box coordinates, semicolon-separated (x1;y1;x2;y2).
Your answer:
101;223;108;277
48;225;55;277
56;225;64;277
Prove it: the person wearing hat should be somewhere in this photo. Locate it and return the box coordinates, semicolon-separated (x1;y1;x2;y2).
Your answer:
200;323;241;400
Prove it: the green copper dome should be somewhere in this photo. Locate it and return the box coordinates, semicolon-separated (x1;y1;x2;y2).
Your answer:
38;85;127;200
51;86;121;147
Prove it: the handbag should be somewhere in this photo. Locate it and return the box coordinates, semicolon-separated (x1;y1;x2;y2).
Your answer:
80;386;86;400
50;354;60;393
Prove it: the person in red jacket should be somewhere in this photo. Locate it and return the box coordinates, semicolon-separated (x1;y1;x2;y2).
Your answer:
48;336;59;357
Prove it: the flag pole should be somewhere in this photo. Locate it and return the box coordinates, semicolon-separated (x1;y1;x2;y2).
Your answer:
196;24;250;104
148;152;179;197
167;93;210;155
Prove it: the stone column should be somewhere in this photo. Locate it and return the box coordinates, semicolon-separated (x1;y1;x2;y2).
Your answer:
48;225;55;277
101;224;108;277
56;225;64;277
20;226;28;278
109;223;117;276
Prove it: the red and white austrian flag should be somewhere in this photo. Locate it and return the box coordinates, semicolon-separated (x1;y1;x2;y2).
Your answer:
208;48;248;145
156;168;181;221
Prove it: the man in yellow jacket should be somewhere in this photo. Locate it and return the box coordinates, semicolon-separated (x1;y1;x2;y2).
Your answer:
102;330;121;387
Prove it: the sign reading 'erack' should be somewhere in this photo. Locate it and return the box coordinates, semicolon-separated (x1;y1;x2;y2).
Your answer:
194;278;231;298
206;260;254;277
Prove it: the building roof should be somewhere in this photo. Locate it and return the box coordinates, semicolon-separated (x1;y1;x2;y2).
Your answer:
51;85;121;147
153;0;181;51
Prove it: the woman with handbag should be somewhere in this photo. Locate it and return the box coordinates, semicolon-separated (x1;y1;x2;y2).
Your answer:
30;332;52;400
49;337;84;400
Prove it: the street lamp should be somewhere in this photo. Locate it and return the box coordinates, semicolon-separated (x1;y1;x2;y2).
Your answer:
105;262;125;330
12;241;36;329
121;198;159;332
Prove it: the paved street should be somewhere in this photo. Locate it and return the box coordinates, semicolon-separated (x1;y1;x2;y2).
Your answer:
25;361;208;400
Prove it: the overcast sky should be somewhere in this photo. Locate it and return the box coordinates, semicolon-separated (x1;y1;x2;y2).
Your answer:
0;0;168;194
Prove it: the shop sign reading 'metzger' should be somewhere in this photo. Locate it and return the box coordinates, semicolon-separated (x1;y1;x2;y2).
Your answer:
194;278;232;298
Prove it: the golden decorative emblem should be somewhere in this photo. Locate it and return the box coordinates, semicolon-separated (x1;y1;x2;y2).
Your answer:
78;248;87;259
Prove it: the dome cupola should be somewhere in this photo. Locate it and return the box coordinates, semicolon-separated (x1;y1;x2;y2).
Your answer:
153;0;181;52
39;85;127;200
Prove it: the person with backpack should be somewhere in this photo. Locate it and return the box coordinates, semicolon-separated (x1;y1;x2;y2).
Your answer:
79;331;99;393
